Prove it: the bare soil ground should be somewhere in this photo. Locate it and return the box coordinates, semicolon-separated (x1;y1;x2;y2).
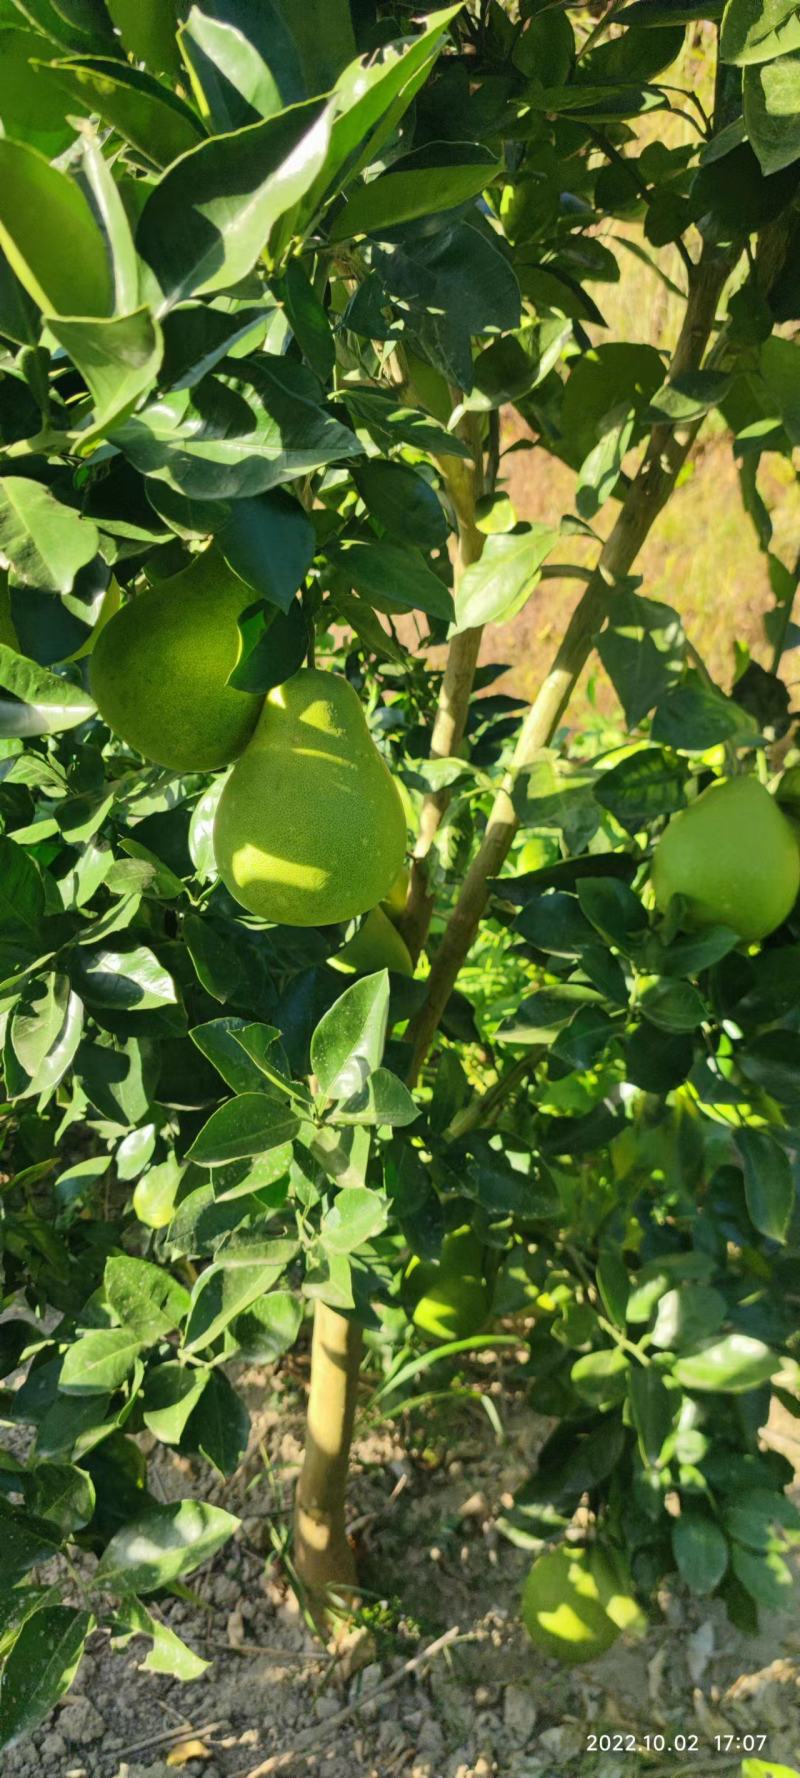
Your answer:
5;1361;799;1778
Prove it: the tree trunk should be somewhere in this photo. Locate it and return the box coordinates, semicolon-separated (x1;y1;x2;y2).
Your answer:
294;1302;363;1609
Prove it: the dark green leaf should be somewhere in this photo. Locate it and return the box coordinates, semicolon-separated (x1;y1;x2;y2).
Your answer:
736;1126;795;1242
0;1606;92;1750
47;54;204;166
0;138;113;317
137;98;333;306
311;971;389;1097
220;488;315;613
331;539;452;621
454;525;557;632
672;1514;729;1594
673;1334;779;1393
628;1366;672;1464
330;140;499;241
744;52;800;175
186;1093;300;1165
95;1499;238;1593
0;476;99;592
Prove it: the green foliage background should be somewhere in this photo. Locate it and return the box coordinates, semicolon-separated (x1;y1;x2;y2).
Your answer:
0;0;799;1745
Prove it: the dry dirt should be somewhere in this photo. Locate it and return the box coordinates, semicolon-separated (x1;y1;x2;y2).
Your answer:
5;1359;799;1778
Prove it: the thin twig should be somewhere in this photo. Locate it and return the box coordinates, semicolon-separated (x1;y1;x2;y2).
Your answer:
403;239;737;1085
109;1719;223;1758
235;1625;466;1778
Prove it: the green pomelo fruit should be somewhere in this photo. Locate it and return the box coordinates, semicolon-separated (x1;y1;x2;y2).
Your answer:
521;1545;620;1666
330;905;414;977
89;549;262;771
213;668;408;927
588;1544;646;1635
439;1224;484;1280
412;1273;490;1343
652;775;800;942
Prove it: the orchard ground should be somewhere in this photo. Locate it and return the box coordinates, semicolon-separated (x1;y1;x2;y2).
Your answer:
3;1353;798;1778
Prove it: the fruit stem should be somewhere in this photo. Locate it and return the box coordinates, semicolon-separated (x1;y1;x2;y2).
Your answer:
404;240;738;1085
400;417;489;962
294;1301;363;1615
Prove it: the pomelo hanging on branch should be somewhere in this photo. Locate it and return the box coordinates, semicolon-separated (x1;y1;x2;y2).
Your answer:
213;669;407;927
90;549;262;771
652;776;799;943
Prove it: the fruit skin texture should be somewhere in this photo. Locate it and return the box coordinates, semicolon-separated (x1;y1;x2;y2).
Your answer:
89;549;262;771
411;1273;490;1343
406;1226;489;1343
214;668;407;928
652;775;800;943
521;1545;620;1665
330;905;414;976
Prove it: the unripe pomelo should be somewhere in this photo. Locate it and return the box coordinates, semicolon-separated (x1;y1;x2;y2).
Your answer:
521;1545;620;1665
652;776;799;942
89;549;262;771
213;669;407;927
412;1273;490;1343
330;905;414;977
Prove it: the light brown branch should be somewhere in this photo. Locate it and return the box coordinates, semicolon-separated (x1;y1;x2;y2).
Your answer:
400;437;486;961
404;243;735;1084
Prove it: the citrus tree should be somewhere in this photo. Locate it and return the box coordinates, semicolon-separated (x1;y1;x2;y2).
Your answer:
1;0;800;1743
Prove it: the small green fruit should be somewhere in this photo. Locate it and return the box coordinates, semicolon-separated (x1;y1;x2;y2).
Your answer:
521;1545;620;1665
214;668;407;927
652;776;799;942
411;1272;489;1343
90;549;262;771
330;905;414;977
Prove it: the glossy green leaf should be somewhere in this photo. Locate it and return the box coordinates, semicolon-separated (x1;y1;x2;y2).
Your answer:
185;1366;249;1474
186;1093;299;1165
672;1513;729;1594
113;358;361;499
133;1154;185;1230
745;52;800;175
0;138;112;317
220;488;314;613
0;645;96;735
0;476;99;593
95;1499;238;1593
60;1327;143;1394
310;970;389;1097
233;1289;302;1361
47;55;205;167
730;1540;794;1609
454;525;557;632
112;1596;208;1682
104;1255;189;1342
628;1365;672;1464
571;1346;629;1407
333;1067;419;1128
721;0;800;65
673;1333;779;1393
299;5;461;226
190;1016;267;1094
142;1361;210;1443
183;1239;297;1350
330;141;499;241
352;459;447;551
50;310;163;438
320;1186;389;1253
736;1126;795;1242
331;538;452;621
24;1462;95;1533
0;1606;93;1751
75;943;177;1012
137;97;333;308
